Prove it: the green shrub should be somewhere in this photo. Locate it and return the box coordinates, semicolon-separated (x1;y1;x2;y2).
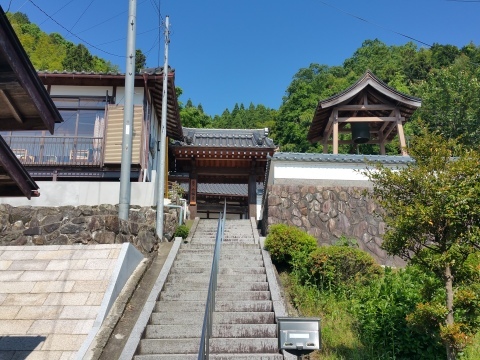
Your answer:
353;266;444;359
173;224;189;239
303;245;382;292
264;224;317;267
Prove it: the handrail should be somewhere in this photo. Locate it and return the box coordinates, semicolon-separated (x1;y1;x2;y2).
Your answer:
1;134;104;166
198;200;227;360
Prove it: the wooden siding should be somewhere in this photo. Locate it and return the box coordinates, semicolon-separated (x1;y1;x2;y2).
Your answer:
104;104;144;165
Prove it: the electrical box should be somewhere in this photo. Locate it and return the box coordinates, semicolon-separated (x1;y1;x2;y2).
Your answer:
277;317;321;357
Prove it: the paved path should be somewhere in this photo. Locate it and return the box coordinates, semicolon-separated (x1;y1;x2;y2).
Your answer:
0;244;123;360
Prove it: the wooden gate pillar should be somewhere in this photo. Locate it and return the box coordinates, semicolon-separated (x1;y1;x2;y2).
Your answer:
248;160;257;220
189;158;197;219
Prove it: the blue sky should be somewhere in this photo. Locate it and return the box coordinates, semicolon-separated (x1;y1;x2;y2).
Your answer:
3;0;480;116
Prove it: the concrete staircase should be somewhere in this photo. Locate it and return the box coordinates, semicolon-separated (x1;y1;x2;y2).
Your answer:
134;219;283;359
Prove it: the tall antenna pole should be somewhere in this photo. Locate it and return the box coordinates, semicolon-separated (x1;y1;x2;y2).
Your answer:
119;0;137;220
156;16;170;239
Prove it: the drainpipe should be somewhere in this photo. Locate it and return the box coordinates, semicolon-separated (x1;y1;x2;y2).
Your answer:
179;198;187;223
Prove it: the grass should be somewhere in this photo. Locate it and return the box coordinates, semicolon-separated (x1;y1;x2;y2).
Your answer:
278;271;480;360
463;332;480;359
279;272;372;360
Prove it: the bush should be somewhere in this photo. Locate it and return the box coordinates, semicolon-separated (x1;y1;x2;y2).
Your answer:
173;224;189;239
353;266;445;359
264;224;317;267
303;245;382;292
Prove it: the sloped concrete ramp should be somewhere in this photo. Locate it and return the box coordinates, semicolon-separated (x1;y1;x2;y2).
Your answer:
0;243;144;360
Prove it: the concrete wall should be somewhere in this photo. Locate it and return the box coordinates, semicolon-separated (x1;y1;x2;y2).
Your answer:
0;181;156;207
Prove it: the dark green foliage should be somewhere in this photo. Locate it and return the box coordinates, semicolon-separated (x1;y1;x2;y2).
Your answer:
62;44;94;71
180;100;212;128
173;224;189;239
135;49;146;73
213;102;276;130
264;224;317;267
353;266;445;359
302;245;382;292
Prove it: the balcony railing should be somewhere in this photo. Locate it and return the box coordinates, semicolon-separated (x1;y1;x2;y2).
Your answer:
3;135;104;166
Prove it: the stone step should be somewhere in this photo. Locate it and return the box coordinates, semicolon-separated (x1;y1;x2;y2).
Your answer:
175;253;263;261
150;312;204;325
180;247;259;253
182;243;259;250
150;311;275;325
138;338;278;355
166;273;267;284
145;323;277;339
191;234;254;238
169;267;265;275
159;290;271;301
208;355;283;360
164;280;269;291
212;338;279;354
137;338;200;354
134;354;283;360
155;300;273;313
172;259;265;268
190;239;256;243
155;301;206;312
215;300;273;312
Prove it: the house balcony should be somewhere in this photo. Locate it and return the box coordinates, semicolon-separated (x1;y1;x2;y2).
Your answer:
3;135;104;167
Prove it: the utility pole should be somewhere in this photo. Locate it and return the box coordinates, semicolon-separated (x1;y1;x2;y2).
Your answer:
119;0;137;220
156;16;170;239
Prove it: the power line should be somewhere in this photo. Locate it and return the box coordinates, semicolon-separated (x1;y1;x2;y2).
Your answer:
74;0;148;35
95;26;160;46
26;0;125;58
39;0;76;26
68;0;96;34
315;0;432;48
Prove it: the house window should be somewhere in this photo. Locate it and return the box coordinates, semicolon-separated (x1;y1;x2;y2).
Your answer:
52;96;109;137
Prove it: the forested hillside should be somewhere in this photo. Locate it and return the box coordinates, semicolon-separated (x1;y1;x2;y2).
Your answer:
9;11;480;154
182;39;480;154
7;12;120;73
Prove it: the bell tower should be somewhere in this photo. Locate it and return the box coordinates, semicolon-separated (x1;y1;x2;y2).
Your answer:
308;71;421;155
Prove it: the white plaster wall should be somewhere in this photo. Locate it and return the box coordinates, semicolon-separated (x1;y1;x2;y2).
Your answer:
272;161;369;182
0;181;156;207
115;88;144;105
49;85;113;97
48;85;144;105
256;193;263;221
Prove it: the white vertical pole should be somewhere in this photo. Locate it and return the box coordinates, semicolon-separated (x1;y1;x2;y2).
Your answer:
119;0;137;220
156;16;170;239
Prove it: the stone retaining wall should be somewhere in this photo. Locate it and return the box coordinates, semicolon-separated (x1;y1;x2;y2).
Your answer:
264;184;402;266
0;204;180;255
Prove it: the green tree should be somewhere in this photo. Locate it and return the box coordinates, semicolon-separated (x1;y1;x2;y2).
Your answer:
364;130;480;359
413;58;480;148
135;49;146;73
431;43;460;69
30;33;65;70
6;11;30;25
62;43;94;71
180;100;212;128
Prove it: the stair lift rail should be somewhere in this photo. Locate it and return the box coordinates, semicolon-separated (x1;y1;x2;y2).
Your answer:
198;201;227;360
